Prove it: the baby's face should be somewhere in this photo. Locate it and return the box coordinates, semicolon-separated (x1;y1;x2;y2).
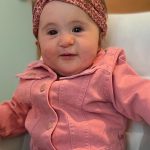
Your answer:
37;1;100;76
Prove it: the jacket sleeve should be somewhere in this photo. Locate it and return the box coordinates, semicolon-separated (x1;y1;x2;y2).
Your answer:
108;49;150;124
0;79;31;138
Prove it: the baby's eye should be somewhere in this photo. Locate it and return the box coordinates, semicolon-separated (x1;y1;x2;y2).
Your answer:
72;26;83;33
47;29;58;35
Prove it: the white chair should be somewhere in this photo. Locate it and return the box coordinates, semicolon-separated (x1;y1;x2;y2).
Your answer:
102;12;150;150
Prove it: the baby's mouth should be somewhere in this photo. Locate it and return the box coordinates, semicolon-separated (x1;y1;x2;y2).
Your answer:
59;53;77;61
61;54;76;56
60;53;77;58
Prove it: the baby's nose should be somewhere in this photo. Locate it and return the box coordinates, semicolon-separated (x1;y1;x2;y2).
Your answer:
59;34;75;48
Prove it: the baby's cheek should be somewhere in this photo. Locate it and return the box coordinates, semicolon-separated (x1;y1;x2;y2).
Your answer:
41;50;50;59
41;54;49;65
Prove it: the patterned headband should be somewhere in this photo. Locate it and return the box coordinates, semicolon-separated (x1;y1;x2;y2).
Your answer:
32;0;107;38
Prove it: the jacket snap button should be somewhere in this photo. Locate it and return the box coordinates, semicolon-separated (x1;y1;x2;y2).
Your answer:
47;122;53;130
40;84;46;92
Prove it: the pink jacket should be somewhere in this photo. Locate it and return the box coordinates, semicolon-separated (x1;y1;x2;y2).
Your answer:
0;48;150;150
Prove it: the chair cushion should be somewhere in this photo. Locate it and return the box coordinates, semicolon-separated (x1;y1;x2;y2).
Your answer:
102;12;150;78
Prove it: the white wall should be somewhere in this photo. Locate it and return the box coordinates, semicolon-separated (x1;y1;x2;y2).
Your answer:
0;0;36;100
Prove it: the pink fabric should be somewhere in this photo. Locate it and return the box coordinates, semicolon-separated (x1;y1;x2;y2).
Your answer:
32;0;107;38
1;48;150;150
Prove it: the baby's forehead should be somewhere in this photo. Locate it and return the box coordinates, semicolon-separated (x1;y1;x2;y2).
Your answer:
40;1;89;17
39;2;93;23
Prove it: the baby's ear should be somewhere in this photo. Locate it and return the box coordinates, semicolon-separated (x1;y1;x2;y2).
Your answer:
98;32;102;48
35;40;40;49
35;40;41;59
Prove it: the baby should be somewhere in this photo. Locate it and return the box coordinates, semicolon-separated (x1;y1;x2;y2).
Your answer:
0;0;150;150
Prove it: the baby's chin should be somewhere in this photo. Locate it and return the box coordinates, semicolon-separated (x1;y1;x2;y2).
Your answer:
56;71;80;77
55;69;84;77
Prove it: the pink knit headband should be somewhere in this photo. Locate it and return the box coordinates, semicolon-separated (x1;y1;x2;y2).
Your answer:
32;0;107;38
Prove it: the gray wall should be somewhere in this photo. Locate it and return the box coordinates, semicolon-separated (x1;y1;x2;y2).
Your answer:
0;0;36;100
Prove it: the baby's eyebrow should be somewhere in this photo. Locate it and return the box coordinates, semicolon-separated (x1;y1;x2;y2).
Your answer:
69;20;87;26
41;22;57;31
